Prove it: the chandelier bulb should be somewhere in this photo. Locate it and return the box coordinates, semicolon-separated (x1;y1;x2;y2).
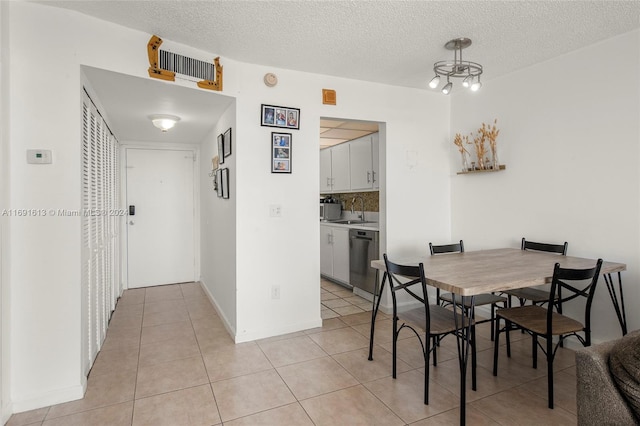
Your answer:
428;75;441;89
462;75;473;88
442;81;453;95
470;80;482;92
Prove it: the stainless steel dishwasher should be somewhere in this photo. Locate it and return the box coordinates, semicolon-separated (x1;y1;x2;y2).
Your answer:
349;229;379;294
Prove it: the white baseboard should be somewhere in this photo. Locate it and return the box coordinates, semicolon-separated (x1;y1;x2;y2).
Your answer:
234;318;323;343
198;279;236;338
10;376;86;415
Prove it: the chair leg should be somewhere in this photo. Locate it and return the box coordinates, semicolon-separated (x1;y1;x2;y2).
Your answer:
547;335;554;409
490;303;495;341
392;318;398;379
493;317;500;376
471;325;477;391
505;320;512;358
424;333;431;405
532;334;538;369
432;335;438;366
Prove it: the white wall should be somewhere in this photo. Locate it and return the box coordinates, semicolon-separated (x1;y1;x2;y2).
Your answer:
450;30;640;342
4;0;453;413
0;2;9;422
230;64;451;341
4;1;239;412
200;103;237;334
3;0;452;410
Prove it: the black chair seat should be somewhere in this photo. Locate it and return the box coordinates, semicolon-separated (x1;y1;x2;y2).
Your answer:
400;304;474;335
496;305;585;336
504;287;555;304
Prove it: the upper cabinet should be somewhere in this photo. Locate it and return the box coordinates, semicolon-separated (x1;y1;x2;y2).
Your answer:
320;142;350;193
320;149;332;192
331;143;350;192
371;133;379;190
320;132;380;194
349;133;379;191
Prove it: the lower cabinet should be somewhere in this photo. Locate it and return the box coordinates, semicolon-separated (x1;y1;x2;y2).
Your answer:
320;225;349;285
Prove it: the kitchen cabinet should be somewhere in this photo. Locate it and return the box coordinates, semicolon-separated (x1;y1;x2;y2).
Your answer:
320;143;350;193
320;224;349;285
372;133;380;189
320;149;332;192
349;133;379;191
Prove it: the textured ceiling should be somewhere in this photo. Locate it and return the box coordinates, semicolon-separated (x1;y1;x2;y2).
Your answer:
39;1;640;90
37;1;640;144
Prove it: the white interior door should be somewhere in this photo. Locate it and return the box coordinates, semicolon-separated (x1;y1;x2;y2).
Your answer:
126;148;195;288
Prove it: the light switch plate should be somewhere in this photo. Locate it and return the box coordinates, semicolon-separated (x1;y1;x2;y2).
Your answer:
27;149;52;164
269;204;282;217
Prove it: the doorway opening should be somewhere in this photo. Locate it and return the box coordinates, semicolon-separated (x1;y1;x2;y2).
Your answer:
319;117;384;319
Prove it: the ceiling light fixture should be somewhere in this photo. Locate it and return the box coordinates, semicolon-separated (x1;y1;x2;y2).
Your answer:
149;114;181;132
429;37;483;95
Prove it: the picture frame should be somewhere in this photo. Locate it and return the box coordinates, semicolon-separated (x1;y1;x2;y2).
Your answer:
221;168;229;199
271;132;292;173
261;104;300;130
223;127;232;157
215;169;223;197
217;133;225;164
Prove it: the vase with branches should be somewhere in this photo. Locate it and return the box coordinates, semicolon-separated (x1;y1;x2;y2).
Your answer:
470;130;487;170
453;133;470;172
480;119;500;169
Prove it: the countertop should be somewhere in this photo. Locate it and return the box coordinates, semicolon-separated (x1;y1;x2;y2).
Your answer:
320;220;379;231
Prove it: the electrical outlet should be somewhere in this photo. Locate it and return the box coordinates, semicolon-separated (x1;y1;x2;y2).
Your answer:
271;285;280;299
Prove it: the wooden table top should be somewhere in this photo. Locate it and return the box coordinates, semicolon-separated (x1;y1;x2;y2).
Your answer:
371;248;626;296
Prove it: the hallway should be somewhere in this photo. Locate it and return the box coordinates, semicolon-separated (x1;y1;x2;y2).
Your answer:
8;282;580;425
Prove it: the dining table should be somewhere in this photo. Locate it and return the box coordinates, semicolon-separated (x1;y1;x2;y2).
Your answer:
367;248;627;426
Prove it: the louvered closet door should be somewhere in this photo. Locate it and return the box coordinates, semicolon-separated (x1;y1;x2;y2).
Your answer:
81;90;121;376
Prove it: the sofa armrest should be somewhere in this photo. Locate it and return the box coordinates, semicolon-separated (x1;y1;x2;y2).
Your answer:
575;331;639;426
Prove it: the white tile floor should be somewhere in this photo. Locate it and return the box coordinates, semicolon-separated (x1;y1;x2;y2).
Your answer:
321;278;372;319
7;281;582;425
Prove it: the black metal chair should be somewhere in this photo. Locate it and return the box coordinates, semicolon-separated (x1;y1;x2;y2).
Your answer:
383;253;476;404
429;240;506;341
493;259;603;409
503;238;568;307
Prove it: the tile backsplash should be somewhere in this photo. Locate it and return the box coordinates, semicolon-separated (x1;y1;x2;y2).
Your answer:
328;191;379;212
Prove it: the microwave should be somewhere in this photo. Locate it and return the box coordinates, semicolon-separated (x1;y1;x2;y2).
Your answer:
320;202;341;221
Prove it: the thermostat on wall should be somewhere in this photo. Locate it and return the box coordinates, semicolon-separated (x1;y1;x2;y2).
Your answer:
27;149;52;164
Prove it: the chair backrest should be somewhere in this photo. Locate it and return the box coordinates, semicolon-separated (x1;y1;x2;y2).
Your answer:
383;253;430;324
521;237;568;255
547;259;603;345
429;240;464;255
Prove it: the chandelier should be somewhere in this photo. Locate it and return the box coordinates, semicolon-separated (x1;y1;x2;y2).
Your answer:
429;38;483;95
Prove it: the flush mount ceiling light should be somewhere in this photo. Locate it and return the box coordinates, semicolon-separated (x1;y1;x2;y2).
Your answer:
149;114;181;132
428;37;483;95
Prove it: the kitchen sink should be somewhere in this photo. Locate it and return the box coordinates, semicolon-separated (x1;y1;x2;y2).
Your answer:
332;220;377;225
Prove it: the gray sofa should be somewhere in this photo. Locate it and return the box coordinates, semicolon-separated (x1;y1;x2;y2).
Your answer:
575;330;640;425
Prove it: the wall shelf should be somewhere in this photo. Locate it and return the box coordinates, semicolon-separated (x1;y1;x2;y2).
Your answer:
457;165;506;175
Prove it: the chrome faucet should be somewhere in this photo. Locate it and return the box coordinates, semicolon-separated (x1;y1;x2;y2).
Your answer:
351;196;365;222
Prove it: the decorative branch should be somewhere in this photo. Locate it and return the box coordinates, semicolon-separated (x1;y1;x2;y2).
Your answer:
470;130;487;170
480;119;500;169
453;133;469;155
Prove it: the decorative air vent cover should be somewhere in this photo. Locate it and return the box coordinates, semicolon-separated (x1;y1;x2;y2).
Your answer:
147;35;223;91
